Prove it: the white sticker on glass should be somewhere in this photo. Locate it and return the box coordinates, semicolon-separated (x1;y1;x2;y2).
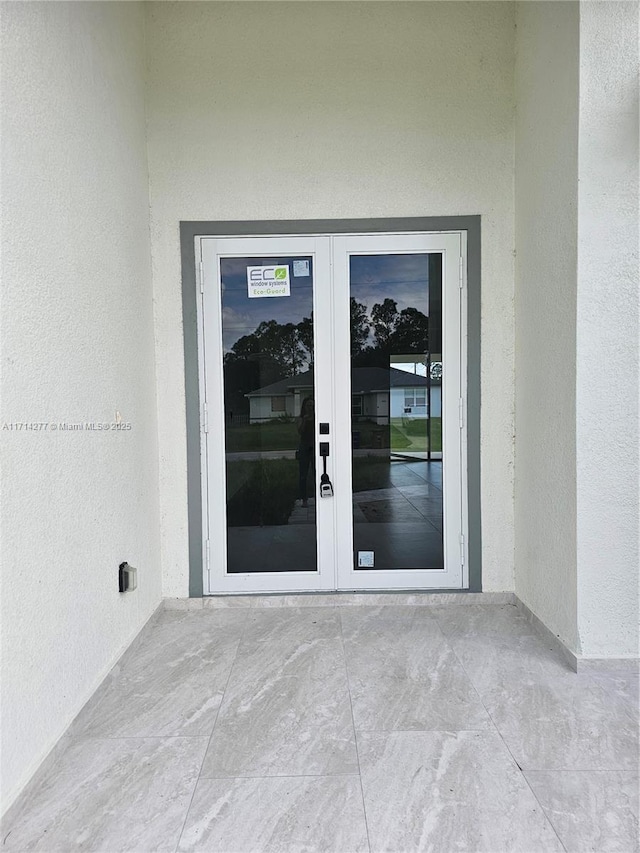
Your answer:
358;551;375;568
293;259;310;277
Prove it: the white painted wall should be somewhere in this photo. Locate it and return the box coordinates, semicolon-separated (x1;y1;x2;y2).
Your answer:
514;2;580;651
145;1;517;596
0;1;161;814
576;2;639;657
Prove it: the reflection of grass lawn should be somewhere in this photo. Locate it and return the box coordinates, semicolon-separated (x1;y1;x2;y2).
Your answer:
352;458;394;492
390;417;441;453
353;418;441;453
225;420;297;453
225;458;298;526
225;417;441;454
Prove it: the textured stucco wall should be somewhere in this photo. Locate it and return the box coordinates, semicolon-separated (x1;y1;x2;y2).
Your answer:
145;0;517;597
576;1;639;657
0;2;161;812
514;2;579;651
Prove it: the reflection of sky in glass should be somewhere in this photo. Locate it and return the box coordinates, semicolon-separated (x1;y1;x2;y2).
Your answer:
394;362;428;376
220;257;314;353
350;254;429;325
220;254;432;353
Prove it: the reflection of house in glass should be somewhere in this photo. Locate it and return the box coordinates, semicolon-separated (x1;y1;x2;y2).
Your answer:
246;367;441;426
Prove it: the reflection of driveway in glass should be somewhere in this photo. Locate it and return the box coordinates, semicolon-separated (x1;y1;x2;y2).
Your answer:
288;498;316;526
351;460;444;569
353;487;442;534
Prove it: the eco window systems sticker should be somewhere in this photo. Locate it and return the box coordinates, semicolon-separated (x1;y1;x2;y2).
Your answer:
247;265;290;298
358;551;375;568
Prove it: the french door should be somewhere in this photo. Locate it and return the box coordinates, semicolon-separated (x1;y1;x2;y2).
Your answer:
198;232;467;594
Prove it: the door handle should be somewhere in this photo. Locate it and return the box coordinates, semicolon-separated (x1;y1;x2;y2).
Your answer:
318;442;334;497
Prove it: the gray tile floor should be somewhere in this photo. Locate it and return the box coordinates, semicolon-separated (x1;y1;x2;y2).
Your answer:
3;602;638;852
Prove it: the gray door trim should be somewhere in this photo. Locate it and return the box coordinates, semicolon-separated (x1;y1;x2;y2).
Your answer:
180;217;481;596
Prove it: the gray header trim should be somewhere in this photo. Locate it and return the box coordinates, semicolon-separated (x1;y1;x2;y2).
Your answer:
180;216;482;596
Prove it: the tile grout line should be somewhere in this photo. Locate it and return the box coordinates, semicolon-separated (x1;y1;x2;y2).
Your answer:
172;606;252;853
430;612;569;853
337;607;373;853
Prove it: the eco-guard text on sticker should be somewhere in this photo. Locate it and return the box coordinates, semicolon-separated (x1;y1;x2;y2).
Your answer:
247;265;291;298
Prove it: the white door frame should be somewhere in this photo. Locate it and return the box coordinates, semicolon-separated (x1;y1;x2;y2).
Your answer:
197;231;468;594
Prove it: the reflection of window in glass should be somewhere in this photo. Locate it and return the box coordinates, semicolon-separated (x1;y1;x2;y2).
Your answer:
405;388;426;409
271;396;286;413
352;396;363;417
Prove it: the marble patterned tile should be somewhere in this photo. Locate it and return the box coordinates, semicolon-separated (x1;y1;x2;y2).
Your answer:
585;670;639;715
447;631;574;692
524;770;639;852
250;594;340;608
2;737;208;852
358;730;564;853
200;625;358;776
340;606;448;678
202;595;256;608
122;607;249;668
336;592;515;607
162;597;204;611
348;671;492;732
481;674;639;770
440;592;516;606
578;659;640;675
236;612;345;686
342;607;492;731
177;775;369;852
431;602;536;642
433;603;576;688
71;609;247;738
241;605;341;646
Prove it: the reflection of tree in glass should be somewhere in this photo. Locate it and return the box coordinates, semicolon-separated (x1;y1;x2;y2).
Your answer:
371;298;398;349
350;299;429;367
297;314;314;368
350;298;370;357
393;306;429;353
223;299;428;386
225;318;313;378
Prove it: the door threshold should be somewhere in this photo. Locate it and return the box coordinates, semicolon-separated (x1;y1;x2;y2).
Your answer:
163;591;511;610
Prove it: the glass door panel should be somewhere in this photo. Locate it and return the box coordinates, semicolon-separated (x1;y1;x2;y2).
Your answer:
349;253;444;571
219;255;317;574
201;236;335;594
333;232;464;591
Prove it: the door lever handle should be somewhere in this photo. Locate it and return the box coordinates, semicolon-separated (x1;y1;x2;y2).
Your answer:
318;443;333;496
